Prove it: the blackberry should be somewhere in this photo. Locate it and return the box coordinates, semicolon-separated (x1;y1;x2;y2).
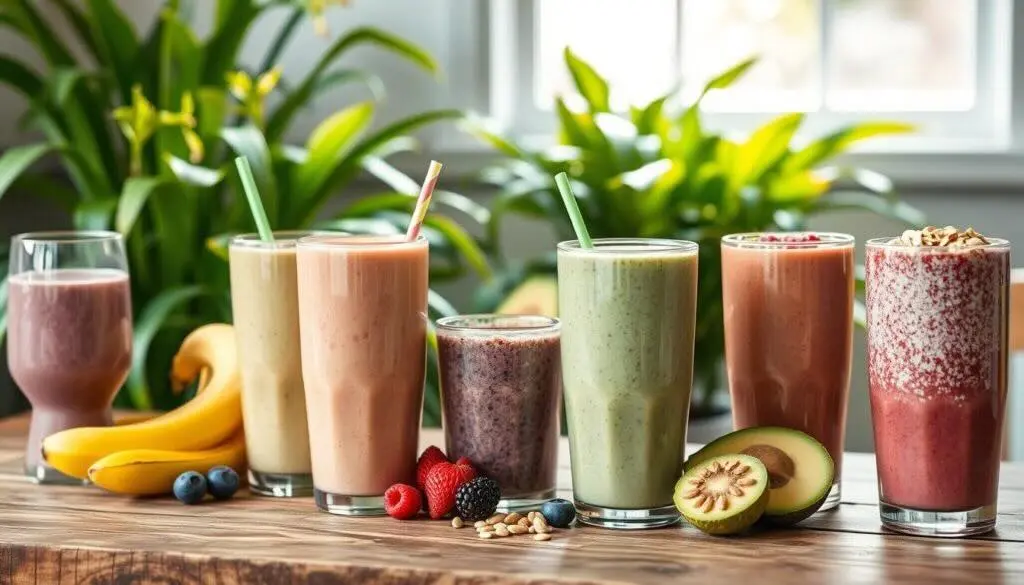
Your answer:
454;476;501;521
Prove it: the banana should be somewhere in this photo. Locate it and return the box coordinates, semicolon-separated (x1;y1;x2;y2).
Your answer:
87;431;247;496
42;324;243;479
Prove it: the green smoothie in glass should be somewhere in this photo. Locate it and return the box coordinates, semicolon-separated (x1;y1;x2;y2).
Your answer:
557;238;698;529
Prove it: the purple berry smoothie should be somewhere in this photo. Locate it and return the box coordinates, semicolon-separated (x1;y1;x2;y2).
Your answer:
436;315;561;507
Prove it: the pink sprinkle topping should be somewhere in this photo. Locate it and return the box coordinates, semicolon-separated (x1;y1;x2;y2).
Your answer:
758;233;821;243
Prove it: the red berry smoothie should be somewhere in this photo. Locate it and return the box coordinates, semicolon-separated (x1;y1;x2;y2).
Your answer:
437;315;561;508
721;232;854;510
867;229;1009;521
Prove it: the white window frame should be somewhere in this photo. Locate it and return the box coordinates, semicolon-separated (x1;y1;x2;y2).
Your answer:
439;0;1024;187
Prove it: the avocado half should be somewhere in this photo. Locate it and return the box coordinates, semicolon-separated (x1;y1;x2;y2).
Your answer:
496;275;558;317
684;426;835;526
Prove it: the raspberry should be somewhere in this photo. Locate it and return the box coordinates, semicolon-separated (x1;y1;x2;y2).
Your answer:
384;484;422;520
424;462;476;519
416;446;448;492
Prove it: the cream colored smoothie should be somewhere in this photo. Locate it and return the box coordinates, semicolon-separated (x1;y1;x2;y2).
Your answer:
557;239;698;529
229;233;314;496
296;235;428;515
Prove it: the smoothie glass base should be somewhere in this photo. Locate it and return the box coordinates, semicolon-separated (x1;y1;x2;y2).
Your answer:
880;501;996;537
26;464;87;486
496;489;557;512
249;470;313;497
314;489;385;516
574;501;680;530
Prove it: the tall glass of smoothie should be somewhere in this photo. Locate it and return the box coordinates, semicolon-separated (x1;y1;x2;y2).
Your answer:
437;314;561;509
296;234;428;515
721;232;854;511
6;231;132;484
230;231;318;497
558;238;698;529
866;227;1009;537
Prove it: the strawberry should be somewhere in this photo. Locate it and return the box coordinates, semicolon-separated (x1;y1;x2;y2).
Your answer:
416;446;449;492
425;462;476;519
384;483;422;520
453;458;478;485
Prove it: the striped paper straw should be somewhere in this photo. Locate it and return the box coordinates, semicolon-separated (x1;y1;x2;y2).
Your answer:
406;160;444;241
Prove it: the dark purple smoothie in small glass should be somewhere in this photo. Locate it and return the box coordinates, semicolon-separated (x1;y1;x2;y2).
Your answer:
436;315;561;508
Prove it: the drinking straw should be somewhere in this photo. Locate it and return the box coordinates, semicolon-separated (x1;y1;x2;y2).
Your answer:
234;156;274;243
554;172;592;249
406;160;444;241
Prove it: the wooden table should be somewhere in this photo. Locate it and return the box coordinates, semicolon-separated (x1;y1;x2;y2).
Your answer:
0;414;1021;585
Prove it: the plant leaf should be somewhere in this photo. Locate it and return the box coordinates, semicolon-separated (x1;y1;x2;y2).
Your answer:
201;0;262;84
633;94;670;135
86;0;141;104
563;47;610;112
0;144;52;204
49;0;103;61
814;191;927;226
115;177;172;236
127;285;209;410
167;155;224;187
700;57;757;97
73;198;117;230
221;124;278;224
732;113;804;189
295;101;375;202
0;55;44;99
783;122;916;173
266;69;386;141
422;214;493;282
459;115;530;158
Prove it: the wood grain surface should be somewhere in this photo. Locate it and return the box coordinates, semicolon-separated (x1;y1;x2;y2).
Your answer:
1;414;1022;584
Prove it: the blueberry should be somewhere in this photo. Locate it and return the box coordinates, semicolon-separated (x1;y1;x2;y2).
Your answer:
540;498;576;528
173;471;207;505
206;466;240;500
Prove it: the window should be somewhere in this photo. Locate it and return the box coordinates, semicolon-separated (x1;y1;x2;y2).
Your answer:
488;0;1014;154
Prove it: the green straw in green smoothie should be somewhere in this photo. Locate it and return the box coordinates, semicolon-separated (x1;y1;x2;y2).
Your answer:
235;156;274;243
554;172;592;249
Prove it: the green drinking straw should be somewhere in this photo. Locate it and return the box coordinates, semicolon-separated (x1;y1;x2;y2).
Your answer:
235;156;274;243
554;172;592;249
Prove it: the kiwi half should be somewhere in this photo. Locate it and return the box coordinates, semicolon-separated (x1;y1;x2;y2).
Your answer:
674;454;769;535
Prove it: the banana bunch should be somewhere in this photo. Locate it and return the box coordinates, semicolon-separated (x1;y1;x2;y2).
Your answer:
42;324;247;496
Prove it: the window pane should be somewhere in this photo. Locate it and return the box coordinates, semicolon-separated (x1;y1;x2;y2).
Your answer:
535;0;678;109
827;0;977;111
681;0;821;111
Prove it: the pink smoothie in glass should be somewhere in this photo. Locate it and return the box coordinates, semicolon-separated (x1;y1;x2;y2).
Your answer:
867;235;1009;513
722;232;854;509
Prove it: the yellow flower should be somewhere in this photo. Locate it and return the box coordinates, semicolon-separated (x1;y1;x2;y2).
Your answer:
225;67;282;127
307;0;348;37
114;86;205;173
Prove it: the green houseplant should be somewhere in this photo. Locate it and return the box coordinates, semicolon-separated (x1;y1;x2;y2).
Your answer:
470;49;925;418
0;0;491;421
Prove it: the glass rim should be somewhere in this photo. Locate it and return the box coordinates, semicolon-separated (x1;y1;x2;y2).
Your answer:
721;232;855;249
866;236;1010;250
231;230;337;249
556;237;697;254
296;233;427;250
12;230;123;244
436;314;560;333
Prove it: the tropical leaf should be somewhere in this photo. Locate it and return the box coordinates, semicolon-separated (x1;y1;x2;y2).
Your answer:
86;0;140;103
294;101;375;203
813;191;927;226
459;115;531;159
202;0;262;84
731;112;804;189
126;286;210;410
700;56;757;96
783;122;916;173
266;26;437;140
563;47;610;112
115;177;173;236
0;144;52;203
422;214;492;282
167;155;224;187
266;69;386;141
49;0;102;60
73;198;117;230
0;55;44;99
221;124;278;223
